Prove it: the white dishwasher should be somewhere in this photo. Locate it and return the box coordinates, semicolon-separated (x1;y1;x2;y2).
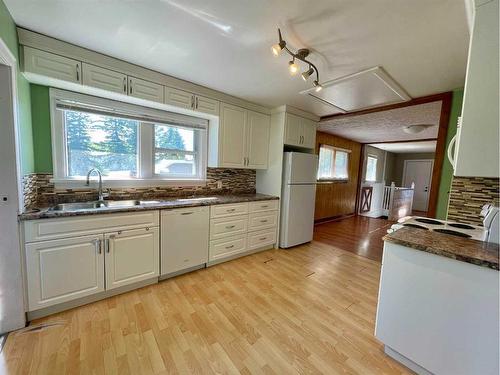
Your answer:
160;206;209;277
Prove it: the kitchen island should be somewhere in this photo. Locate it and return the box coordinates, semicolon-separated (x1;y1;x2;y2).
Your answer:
375;227;499;375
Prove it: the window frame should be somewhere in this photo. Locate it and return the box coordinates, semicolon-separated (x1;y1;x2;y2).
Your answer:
50;89;208;188
317;144;350;182
365;154;378;182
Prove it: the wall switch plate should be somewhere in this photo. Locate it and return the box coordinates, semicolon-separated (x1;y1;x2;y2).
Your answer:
217;181;223;189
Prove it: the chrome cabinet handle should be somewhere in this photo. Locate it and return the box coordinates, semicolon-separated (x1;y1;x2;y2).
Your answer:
225;245;234;249
195;96;199;109
259;237;267;241
92;239;101;254
76;64;80;81
226;208;236;212
261;205;268;208
106;235;115;253
225;225;235;229
181;212;194;215
191;95;195;109
129;79;133;94
260;219;268;223
123;77;127;93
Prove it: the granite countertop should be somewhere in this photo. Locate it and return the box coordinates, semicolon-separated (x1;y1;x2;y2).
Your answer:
19;193;279;221
384;227;499;270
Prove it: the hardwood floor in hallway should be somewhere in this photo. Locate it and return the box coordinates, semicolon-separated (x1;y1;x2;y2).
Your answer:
1;240;411;374
314;216;394;262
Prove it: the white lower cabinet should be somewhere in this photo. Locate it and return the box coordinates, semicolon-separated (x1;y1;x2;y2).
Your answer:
105;227;159;290
208;200;278;264
161;207;209;276
25;234;105;311
23;212;160;312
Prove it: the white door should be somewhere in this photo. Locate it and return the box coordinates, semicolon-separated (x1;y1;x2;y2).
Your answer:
161;207;209;275
25;234;105;311
105;227;159;290
284;113;302;147
82;63;127;94
219;103;246;168
301;119;317;149
279;184;316;248
0;63;25;331
403;160;434;211
128;76;164;103
246;110;270;169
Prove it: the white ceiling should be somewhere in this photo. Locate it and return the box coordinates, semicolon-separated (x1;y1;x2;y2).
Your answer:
5;0;469;116
369;140;437;153
318;100;442;143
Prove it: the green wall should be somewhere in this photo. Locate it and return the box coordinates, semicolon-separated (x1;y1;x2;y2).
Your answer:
30;84;52;172
435;88;464;219
0;0;34;174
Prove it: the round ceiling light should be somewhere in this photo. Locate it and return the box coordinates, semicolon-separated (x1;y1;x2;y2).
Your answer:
403;124;433;134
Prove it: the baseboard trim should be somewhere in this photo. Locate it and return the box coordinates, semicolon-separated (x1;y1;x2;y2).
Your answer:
384;345;433;375
314;213;355;225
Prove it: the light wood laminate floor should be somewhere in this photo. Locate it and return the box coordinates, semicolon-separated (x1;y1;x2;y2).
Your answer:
1;241;411;374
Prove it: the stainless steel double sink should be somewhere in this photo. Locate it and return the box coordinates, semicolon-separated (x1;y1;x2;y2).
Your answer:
48;200;160;211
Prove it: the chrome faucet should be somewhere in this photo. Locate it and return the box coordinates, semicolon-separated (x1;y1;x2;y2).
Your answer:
86;168;108;201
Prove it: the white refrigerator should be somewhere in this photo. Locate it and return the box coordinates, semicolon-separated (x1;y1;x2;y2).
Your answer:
280;152;318;248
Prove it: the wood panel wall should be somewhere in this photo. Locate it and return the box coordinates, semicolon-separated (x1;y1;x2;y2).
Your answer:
314;132;362;221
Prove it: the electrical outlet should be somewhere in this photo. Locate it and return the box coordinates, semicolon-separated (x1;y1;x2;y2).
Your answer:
217;180;223;189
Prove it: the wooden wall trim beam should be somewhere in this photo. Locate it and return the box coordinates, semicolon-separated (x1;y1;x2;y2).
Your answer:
320;92;454;121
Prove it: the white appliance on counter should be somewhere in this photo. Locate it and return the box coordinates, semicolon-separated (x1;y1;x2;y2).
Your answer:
279;152;318;248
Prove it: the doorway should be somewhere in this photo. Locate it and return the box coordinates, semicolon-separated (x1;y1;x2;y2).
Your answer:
403;159;434;212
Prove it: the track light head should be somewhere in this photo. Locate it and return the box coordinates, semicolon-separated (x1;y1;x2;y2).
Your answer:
313;80;323;92
301;67;314;81
271;28;286;56
289;60;299;75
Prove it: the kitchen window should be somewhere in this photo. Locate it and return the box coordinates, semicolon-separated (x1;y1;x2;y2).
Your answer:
51;89;207;186
365;155;378;182
317;144;350;180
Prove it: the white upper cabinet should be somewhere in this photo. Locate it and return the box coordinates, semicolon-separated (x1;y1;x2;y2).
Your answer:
215;103;270;169
219;103;247;168
284;114;317;149
23;46;81;84
105;227;159;290
284;114;302;146
454;0;499;177
195;95;219;116
164;86;194;109
246;110;270;169
128;76;164;103
82;63;127;94
164;86;219;115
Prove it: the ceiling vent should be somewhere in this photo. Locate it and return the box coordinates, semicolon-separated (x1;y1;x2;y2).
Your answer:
300;66;411;113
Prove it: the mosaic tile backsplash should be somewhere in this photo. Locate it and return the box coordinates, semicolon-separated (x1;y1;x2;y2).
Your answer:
447;176;500;226
23;168;256;210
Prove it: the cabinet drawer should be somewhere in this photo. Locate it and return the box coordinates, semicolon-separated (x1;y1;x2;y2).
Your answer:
249;200;279;213
209;235;247;261
210;215;248;240
24;211;160;242
248;211;278;232
210;202;248;218
247;229;277;250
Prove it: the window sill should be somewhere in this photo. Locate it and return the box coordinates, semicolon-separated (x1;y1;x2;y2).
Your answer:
51;178;208;189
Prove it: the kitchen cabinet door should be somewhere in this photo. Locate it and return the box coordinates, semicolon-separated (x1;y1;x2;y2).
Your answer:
160;207;209;275
105;227;159;290
301;119;317;149
128;76;164;103
164;86;194;110
82;63;127;94
195;95;219;115
25;234;104;311
284;114;302;147
23;46;81;84
219;103;247;168
246;110;270;169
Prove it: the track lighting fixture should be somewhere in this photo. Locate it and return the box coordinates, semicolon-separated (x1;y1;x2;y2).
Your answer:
271;28;322;90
